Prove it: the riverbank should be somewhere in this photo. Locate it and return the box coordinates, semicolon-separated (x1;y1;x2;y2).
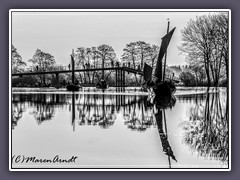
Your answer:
12;87;226;96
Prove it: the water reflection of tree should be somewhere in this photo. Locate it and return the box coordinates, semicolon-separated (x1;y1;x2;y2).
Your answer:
12;93;155;130
77;94;116;129
12;93;178;135
75;94;155;130
12;102;26;129
123;96;155;132
28;94;57;125
181;90;228;164
12;94;62;126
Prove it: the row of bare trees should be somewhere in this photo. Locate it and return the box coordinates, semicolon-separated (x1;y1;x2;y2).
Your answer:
121;41;159;84
179;13;229;87
73;42;160;85
121;41;159;69
74;44;117;85
12;42;159;75
12;41;162;87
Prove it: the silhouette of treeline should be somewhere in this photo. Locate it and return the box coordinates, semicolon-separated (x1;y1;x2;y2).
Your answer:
12;41;176;87
179;90;228;164
12;12;229;88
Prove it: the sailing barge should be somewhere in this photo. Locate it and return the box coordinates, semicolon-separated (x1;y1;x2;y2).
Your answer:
66;54;82;91
143;25;176;97
96;79;108;90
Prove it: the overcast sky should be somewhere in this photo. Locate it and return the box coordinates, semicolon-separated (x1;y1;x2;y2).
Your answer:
12;11;219;67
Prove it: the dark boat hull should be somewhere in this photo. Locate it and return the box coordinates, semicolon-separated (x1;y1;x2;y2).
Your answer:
96;84;108;89
153;95;176;109
96;80;108;90
66;84;81;91
153;81;176;97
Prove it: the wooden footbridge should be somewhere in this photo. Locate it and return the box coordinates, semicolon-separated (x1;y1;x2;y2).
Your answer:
12;61;179;91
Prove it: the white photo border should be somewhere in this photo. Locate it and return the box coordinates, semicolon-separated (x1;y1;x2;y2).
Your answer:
9;9;231;171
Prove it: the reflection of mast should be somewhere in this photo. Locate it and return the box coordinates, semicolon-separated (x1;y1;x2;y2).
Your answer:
102;94;105;118
163;110;171;167
155;108;177;168
72;93;75;131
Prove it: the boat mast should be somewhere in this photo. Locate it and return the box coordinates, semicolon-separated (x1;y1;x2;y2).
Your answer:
102;53;104;80
163;19;170;81
71;49;75;84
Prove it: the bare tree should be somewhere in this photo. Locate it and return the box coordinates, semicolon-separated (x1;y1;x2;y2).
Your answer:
147;44;160;68
121;42;138;69
76;47;88;84
12;45;26;73
97;44;117;80
179;13;229;87
28;49;56;85
135;41;151;70
121;42;157;85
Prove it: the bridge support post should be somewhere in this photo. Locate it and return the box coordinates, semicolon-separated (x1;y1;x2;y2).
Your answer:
116;69;118;92
55;73;59;89
120;69;123;92
116;63;122;92
123;70;124;92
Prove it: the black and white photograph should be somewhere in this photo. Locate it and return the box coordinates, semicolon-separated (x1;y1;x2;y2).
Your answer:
10;9;230;170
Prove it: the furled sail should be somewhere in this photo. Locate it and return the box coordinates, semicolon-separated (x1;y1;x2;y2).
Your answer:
154;27;176;81
143;63;153;82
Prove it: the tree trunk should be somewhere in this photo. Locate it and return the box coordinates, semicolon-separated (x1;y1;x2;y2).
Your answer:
131;55;139;85
204;52;211;86
78;73;83;84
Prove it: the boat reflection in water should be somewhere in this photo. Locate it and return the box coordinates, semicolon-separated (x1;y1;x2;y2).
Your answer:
11;88;228;168
153;95;177;168
123;93;177;168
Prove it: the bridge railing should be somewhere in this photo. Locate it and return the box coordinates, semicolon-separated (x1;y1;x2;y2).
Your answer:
16;62;143;74
21;65;71;73
72;62;141;71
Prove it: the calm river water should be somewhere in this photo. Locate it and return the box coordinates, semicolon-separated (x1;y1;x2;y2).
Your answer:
11;87;229;169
